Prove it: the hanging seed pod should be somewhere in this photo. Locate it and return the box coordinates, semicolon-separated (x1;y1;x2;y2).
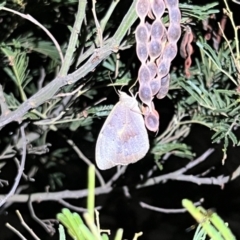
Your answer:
165;0;178;8
139;83;153;105
135;0;181;132
137;42;148;62
136;0;150;19
144;105;160;132
150;0;165;18
155;0;181;99
138;64;151;84
169;7;181;23
147;61;157;79
136;24;150;43
161;73;170;87
167;24;181;43
162;42;178;61
148;39;162;59
158;59;170;78
151;19;165;39
156;74;170;99
150;77;161;95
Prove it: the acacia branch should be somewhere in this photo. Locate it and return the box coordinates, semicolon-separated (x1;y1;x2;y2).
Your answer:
1;148;238;206
0;0;138;129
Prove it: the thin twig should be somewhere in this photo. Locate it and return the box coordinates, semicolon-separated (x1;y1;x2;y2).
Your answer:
66;138;105;187
0;126;27;207
28;197;56;235
2;185;113;203
16;210;41;240
0;179;9;187
92;0;103;47
100;0;120;31
5;223;27;240
140;199;203;214
0;6;64;63
106;166;127;187
58;199;87;212
37;67;46;90
136;148;223;188
13;158;34;182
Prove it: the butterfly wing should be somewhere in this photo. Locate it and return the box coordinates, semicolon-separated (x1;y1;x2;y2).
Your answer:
96;94;149;170
111;102;149;165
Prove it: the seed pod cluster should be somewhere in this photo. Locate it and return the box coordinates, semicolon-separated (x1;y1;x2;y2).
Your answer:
135;0;181;132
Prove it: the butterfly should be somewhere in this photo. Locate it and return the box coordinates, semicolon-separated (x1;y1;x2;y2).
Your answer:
95;91;149;170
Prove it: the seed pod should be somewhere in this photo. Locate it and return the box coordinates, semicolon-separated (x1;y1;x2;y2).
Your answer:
156;74;170;99
139;83;153;105
151;0;165;18
167;24;181;42
138;64;151;83
165;0;178;8
169;8;181;23
162;42;177;61
156;86;169;99
148;39;162;59
150;77;161;95
151;19;165;39
136;0;150;19
161;74;170;87
136;24;149;43
144;105;160;132
158;59;170;77
137;42;148;62
147;61;157;79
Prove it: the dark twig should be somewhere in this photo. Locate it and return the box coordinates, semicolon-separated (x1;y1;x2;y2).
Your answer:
0;126;27;207
66;138;105;187
16;210;41;240
5;223;27;240
28;197;57;236
140;199;203;213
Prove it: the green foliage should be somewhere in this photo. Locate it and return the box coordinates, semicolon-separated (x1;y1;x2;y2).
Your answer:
180;2;220;20
183;199;236;240
57;165;127;240
174;34;240;158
